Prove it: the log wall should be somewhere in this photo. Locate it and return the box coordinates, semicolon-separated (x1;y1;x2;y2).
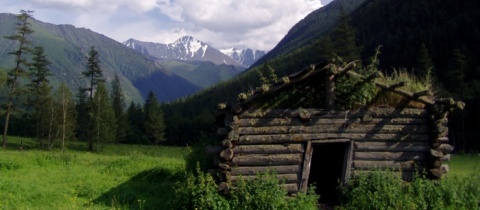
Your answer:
213;106;453;194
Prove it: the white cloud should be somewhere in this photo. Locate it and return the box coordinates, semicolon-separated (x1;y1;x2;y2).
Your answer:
2;0;323;51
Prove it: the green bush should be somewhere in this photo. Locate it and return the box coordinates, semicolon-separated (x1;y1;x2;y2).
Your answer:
172;167;319;210
338;171;480;210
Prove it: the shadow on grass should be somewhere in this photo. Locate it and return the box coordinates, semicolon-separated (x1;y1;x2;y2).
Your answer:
93;167;184;209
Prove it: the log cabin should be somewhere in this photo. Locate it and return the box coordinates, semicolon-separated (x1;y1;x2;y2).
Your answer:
210;61;463;199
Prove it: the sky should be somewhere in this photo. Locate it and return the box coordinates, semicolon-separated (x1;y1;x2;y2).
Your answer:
2;0;334;51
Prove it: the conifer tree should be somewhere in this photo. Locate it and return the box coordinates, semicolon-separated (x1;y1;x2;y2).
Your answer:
416;43;434;79
2;10;34;148
144;91;165;145
81;46;104;150
331;15;360;63
75;88;90;143
55;83;76;153
37;81;54;148
91;82;116;151
111;73;127;143
28;46;52;147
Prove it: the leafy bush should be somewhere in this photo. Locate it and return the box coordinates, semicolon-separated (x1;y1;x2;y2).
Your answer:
338;171;480;210
172;167;319;210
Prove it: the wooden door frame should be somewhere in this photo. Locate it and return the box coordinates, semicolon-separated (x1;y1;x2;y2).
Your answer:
298;139;353;192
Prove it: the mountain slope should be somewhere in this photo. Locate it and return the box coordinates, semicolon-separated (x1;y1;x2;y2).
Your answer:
124;36;241;66
0;13;200;102
220;48;266;67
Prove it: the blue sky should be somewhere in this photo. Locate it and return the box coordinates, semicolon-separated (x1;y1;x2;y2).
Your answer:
2;0;334;51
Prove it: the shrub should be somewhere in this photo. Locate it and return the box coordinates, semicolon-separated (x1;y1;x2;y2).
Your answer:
338;171;480;210
172;167;319;210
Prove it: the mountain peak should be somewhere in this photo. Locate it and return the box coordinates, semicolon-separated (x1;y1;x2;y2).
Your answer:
220;48;267;67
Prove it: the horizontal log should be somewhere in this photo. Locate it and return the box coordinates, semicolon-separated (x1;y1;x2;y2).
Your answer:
354;152;426;161
232;154;303;166
237;124;429;135
441;164;449;173
437;137;449;143
238;108;429;119
353;160;424;171
228;173;299;184
441;154;451;161
437;144;454;154
429;168;444;178
235;117;429;127
230;165;301;175
430;149;444;158
354;142;430;152
238;134;429;144
233;144;304;154
220;149;234;160
219;163;230;170
352;170;419;180
284;183;299;193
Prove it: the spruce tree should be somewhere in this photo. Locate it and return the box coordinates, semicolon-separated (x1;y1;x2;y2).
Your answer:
331;15;360;63
111;73;127;143
2;10;34;148
144;91;166;145
416;43;434;79
92;82;116;151
28;46;52;147
81;46;104;150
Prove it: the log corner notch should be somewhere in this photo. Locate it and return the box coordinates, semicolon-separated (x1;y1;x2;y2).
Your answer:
427;98;465;179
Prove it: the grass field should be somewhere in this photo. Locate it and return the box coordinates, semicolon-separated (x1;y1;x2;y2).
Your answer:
0;136;479;209
0;137;189;209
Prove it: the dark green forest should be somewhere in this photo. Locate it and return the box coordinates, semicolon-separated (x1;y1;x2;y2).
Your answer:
162;0;480;152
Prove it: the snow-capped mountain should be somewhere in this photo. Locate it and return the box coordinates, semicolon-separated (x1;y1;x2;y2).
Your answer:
220;48;266;67
123;36;242;66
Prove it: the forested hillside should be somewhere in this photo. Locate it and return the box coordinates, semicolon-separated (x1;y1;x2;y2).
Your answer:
163;0;480;152
0;13;200;103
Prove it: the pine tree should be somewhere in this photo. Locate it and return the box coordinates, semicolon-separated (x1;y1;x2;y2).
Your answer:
81;46;104;150
144;91;166;145
75;88;90;143
2;10;34;148
27;46;52;148
126;101;146;144
82;46;104;100
54;83;76;152
91;82;116;151
331;15;360;63
111;73;127;143
416;43;434;79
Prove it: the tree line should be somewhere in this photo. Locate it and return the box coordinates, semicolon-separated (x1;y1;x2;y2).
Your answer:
1;10;166;151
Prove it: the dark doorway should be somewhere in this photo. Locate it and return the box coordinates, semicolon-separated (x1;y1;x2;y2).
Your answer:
307;142;350;205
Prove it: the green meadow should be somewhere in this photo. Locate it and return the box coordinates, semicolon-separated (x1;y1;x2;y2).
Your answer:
1;136;479;209
0;137;189;209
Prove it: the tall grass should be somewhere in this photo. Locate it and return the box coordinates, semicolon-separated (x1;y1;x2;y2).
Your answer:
0;137;189;209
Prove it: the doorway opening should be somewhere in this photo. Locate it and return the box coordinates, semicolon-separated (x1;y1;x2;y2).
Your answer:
307;141;351;205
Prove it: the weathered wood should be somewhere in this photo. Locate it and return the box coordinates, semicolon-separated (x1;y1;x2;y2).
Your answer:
219;163;230;170
300;141;313;192
352;170;418;180
284;183;299;193
354;152;426;161
230;165;301;175
430;149;444;158
441;164;449;173
237;124;429;135
232;154;303;166
235;117;428;127
437;144;454;154
299;109;311;121
325;73;335;110
311;139;350;143
218;182;230;192
354;142;430;152
238;133;430;144
238;108;429;119
222;139;233;148
228;173;299;183
233;144;304;154
437;137;449;143
353;160;423;171
429;168;444;178
441;154;451;161
220;149;234;160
